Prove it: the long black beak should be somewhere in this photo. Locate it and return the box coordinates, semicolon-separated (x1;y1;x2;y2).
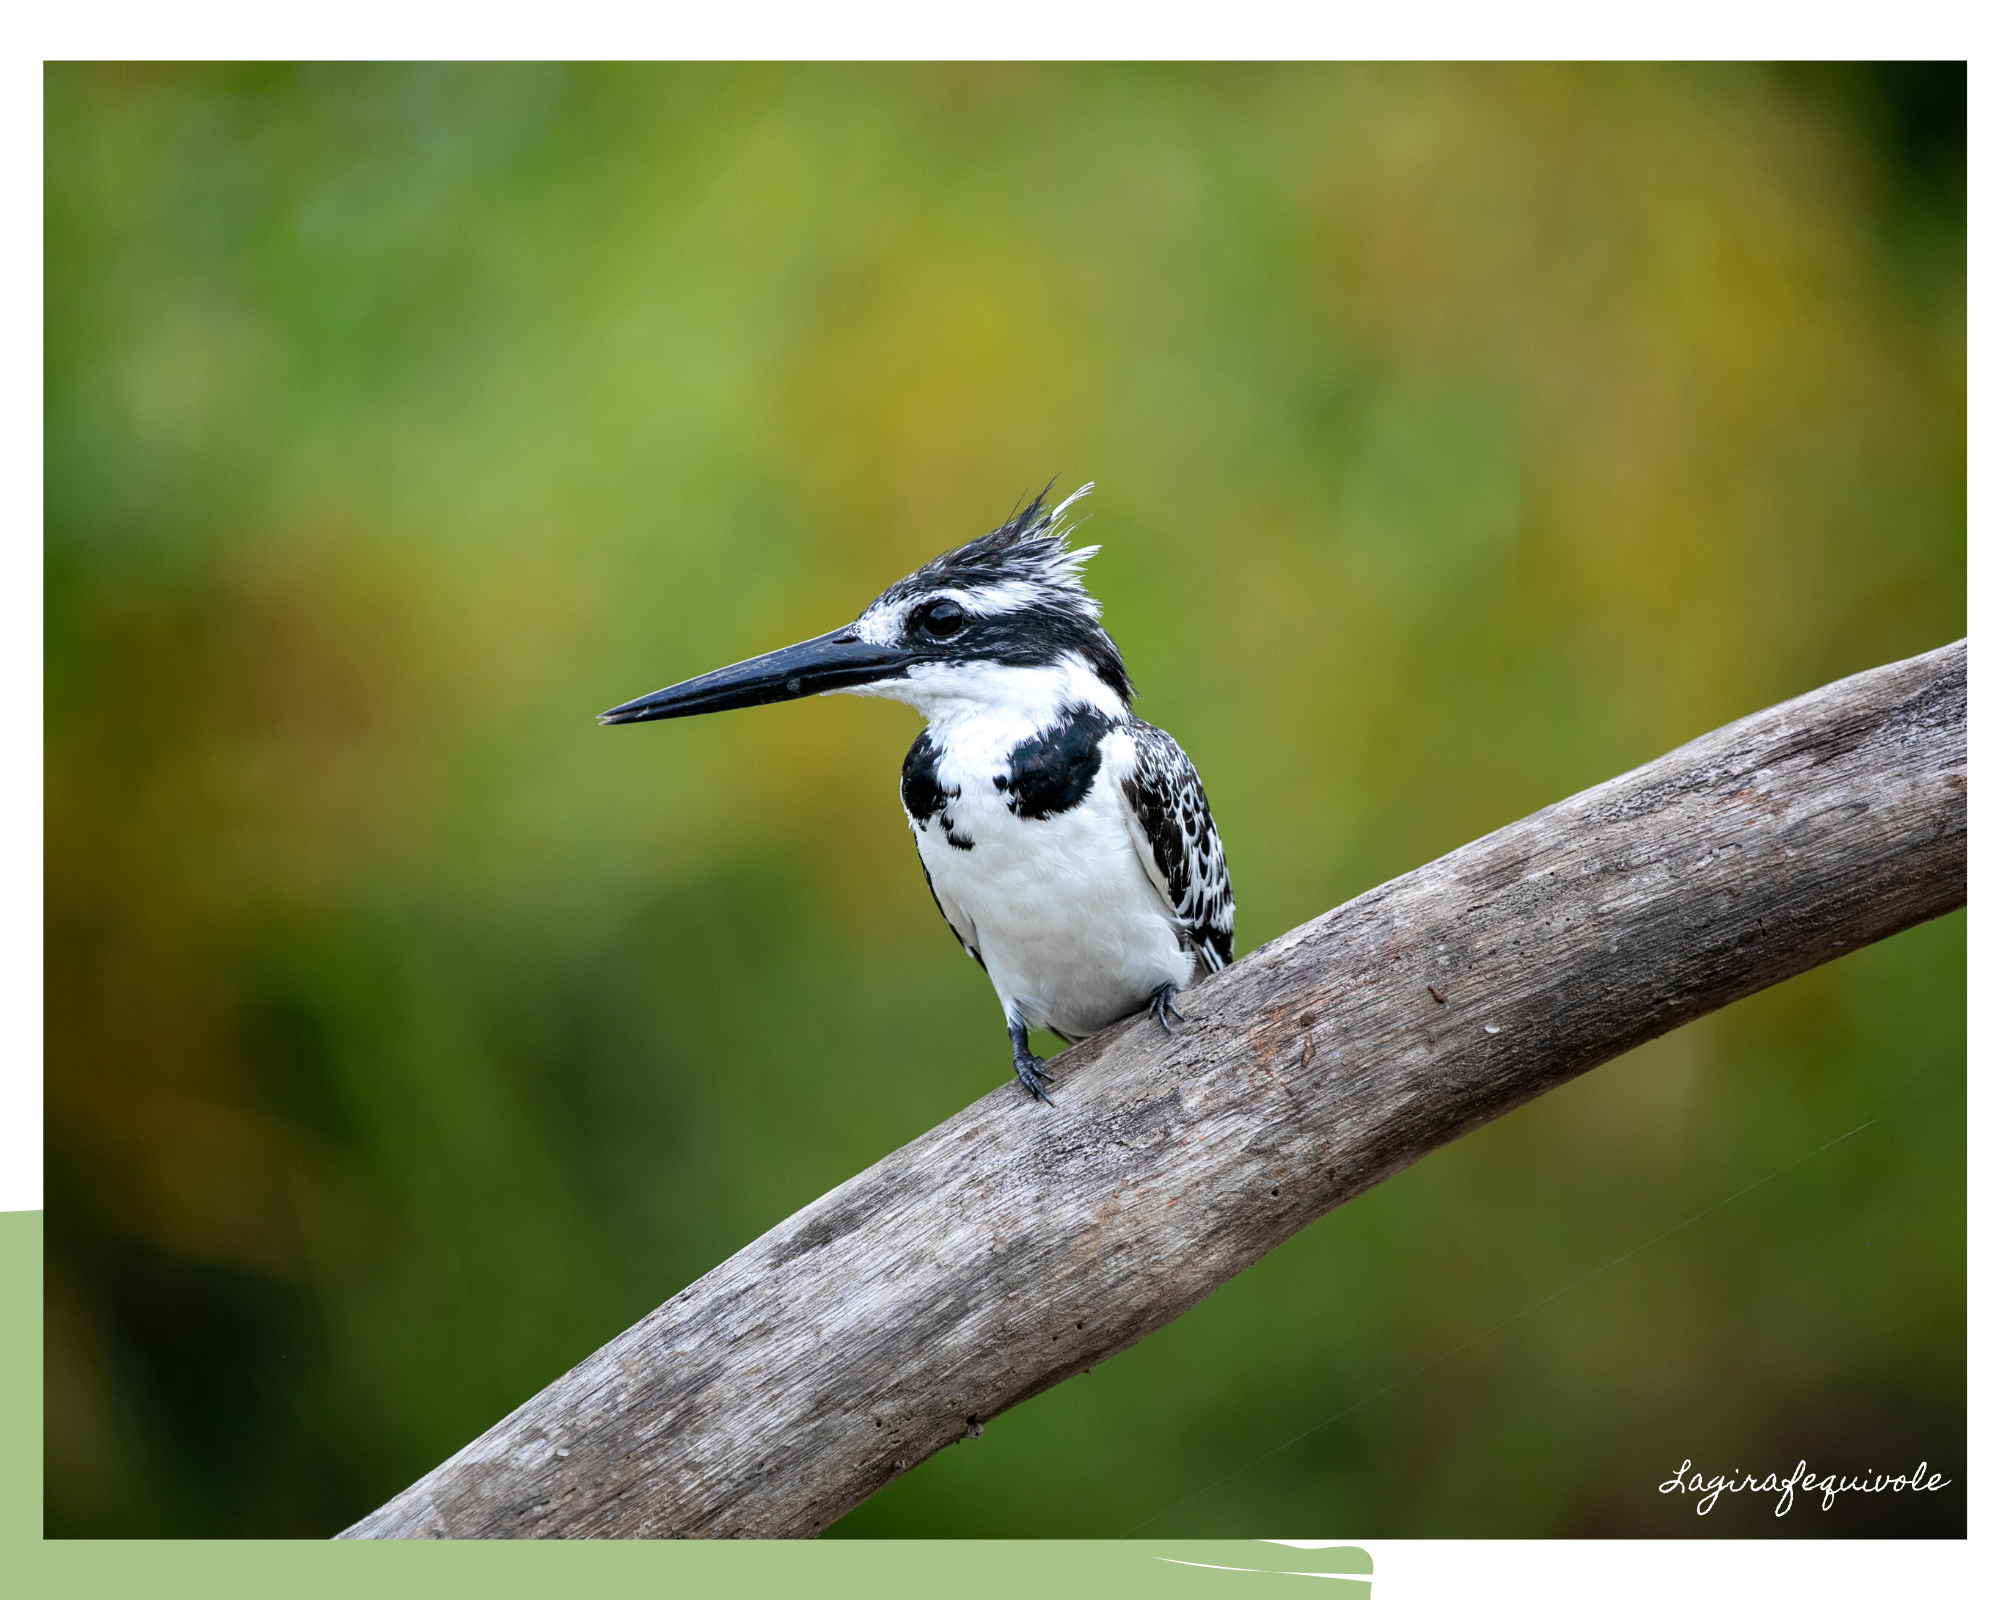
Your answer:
598;627;921;725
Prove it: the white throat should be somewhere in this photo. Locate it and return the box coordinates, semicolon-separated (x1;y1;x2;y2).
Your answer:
835;653;1127;750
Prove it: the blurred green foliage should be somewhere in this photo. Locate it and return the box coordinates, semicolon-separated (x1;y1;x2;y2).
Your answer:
45;63;1963;1538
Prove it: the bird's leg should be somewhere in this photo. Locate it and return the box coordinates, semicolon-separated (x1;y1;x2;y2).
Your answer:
1148;983;1184;1033
1007;1017;1055;1104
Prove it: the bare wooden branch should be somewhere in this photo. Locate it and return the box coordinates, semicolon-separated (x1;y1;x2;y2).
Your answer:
341;641;1966;1540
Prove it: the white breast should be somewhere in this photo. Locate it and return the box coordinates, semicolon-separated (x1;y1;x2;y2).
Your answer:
912;726;1195;1041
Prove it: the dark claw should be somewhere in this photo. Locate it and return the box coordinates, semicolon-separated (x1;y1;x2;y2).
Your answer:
1008;1019;1055;1105
1148;983;1185;1033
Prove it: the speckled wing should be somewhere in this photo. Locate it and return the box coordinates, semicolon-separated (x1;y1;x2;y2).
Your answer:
1115;720;1235;972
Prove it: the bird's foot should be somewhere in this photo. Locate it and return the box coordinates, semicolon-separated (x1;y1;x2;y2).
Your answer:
1148;983;1185;1034
1008;1019;1055;1104
1013;1052;1055;1104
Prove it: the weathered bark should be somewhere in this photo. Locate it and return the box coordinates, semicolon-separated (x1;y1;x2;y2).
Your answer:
341;640;1966;1540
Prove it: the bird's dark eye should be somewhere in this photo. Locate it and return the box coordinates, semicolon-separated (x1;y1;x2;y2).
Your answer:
919;599;967;639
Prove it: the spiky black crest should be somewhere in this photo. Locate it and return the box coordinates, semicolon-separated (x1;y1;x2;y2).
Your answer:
877;482;1100;612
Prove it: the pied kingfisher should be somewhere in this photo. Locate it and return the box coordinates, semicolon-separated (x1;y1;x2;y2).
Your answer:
600;485;1234;1104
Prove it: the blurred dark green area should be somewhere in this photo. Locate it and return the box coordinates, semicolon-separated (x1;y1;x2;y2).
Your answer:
44;62;1963;1538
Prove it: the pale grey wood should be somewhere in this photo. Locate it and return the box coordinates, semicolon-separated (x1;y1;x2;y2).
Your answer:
340;641;1966;1540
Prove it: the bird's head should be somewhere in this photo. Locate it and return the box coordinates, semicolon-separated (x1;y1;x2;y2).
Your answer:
599;483;1133;727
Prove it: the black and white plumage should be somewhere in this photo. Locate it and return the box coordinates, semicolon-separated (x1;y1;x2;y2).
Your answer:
600;484;1234;1104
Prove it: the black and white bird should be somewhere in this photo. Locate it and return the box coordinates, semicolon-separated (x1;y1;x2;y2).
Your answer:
599;485;1234;1104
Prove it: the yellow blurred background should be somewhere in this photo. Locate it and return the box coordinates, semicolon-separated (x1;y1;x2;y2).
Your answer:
45;63;1963;1536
